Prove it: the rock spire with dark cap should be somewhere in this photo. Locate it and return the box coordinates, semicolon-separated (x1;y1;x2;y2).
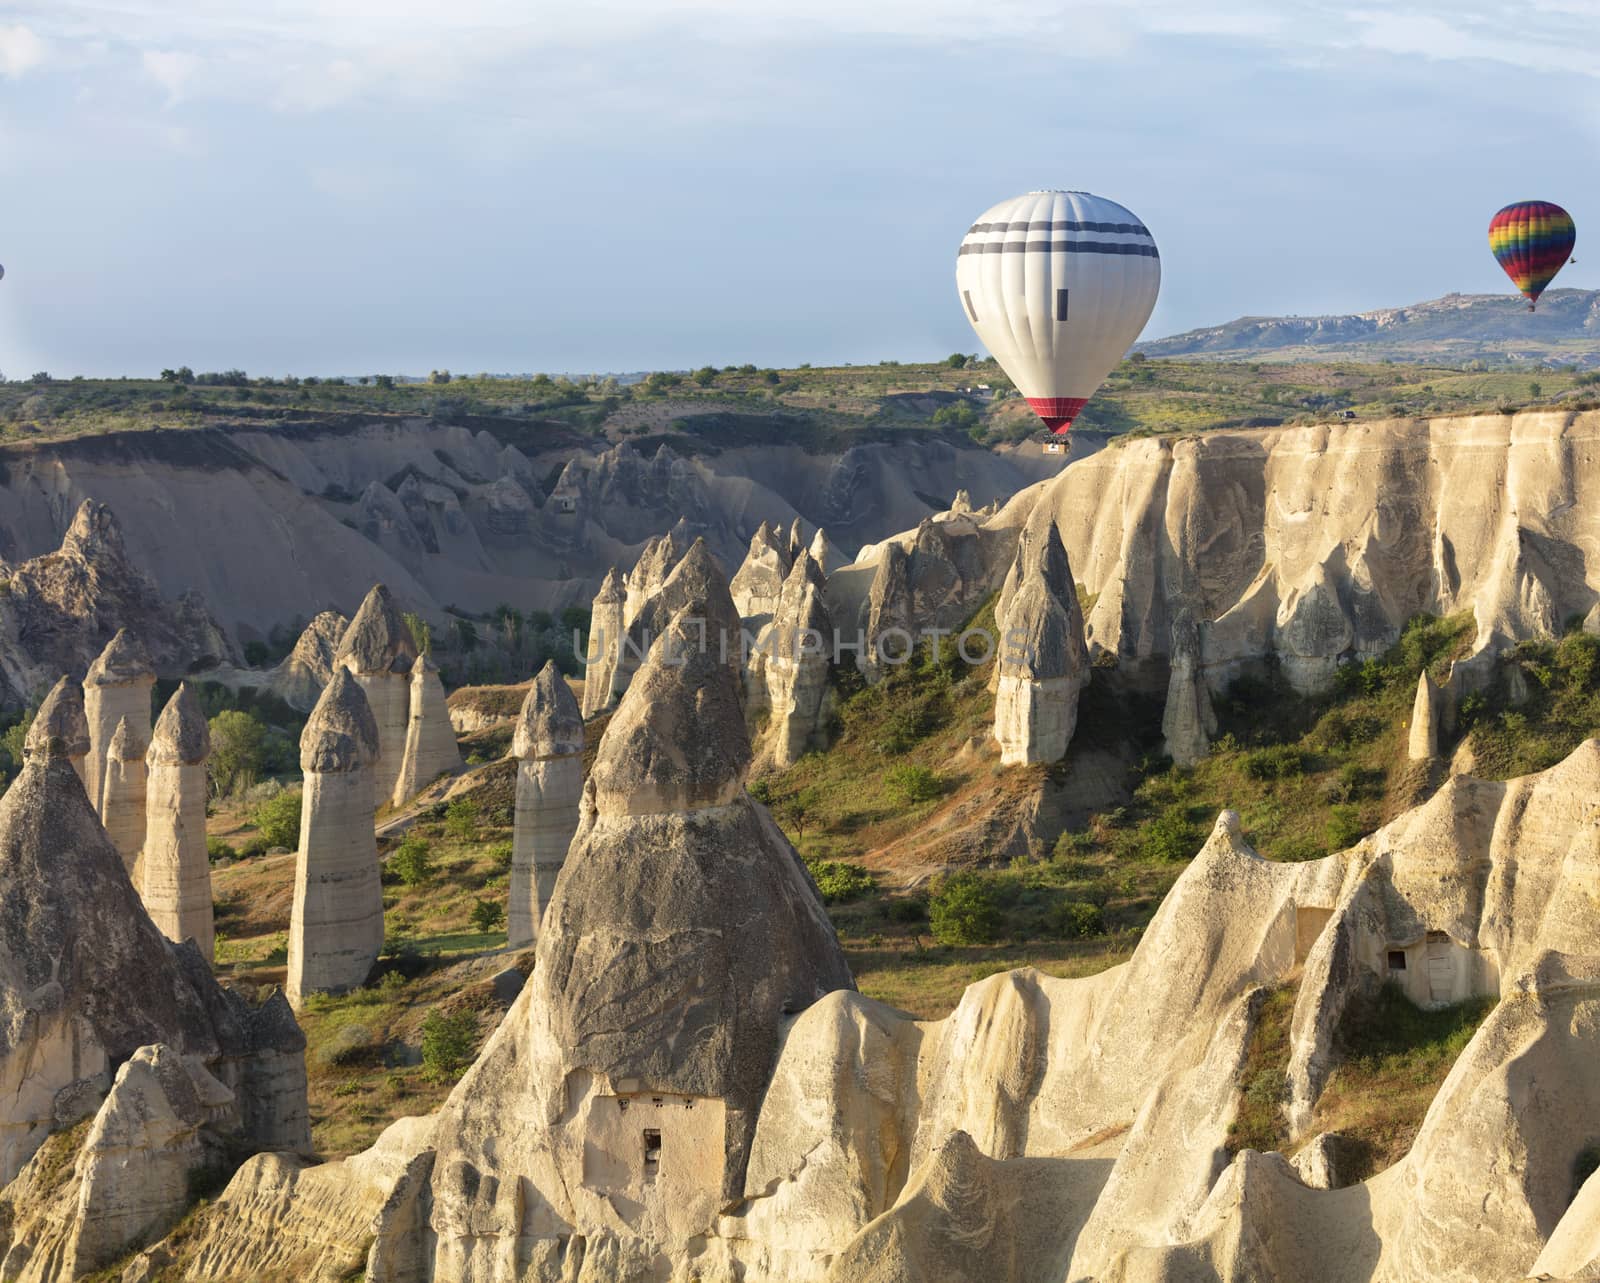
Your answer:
758;552;835;768
141;683;214;961
25;676;91;776
288;668;382;1007
334;584;418;804
508;661;585;947
392;654;463;806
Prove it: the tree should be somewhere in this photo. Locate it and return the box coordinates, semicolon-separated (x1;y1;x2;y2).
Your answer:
928;872;1001;945
1530;381;1543;399
208;709;268;798
250;789;303;849
944;353;969;369
779;785;822;842
29;372;49;384
403;611;433;657
421;1008;478;1081
692;365;717;387
390;835;434;886
374;374;396;390
429;369;452;384
470;897;505;933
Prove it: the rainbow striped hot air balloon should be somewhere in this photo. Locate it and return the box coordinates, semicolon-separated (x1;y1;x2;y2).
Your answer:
1488;200;1576;310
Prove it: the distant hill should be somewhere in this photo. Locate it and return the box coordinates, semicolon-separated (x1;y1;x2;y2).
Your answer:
1140;289;1600;368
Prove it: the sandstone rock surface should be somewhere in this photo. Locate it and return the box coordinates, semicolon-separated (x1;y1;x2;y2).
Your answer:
992;522;1088;765
287;668;383;1007
82;628;155;816
508;661;584;948
334;583;418;805
392;654;463;806
140;683;213;961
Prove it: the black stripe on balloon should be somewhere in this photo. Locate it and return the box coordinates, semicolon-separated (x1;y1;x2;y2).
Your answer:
957;241;1160;257
968;220;1151;235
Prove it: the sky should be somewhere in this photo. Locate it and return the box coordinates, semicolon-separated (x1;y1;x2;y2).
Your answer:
1;0;1597;377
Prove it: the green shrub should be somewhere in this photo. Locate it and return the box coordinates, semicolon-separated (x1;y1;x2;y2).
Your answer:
747;778;774;804
929;872;1001;946
1052;900;1105;939
470;897;505;933
206;836;238;863
1244;745;1305;781
808;860;875;904
485;841;513;875
885;763;942;805
444;797;479;840
1142;806;1198;863
1326;804;1366;851
391;835;434;887
208;709;267;797
420;1009;479;1081
250;789;302;849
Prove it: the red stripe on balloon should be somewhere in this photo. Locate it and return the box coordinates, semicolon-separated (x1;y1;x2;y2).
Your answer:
1027;396;1089;432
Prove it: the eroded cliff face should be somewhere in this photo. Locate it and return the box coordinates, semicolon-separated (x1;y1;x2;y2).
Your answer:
0;420;1052;654
1003;411;1600;682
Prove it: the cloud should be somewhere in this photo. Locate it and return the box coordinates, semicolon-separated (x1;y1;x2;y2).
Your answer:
141;48;199;102
0;24;47;77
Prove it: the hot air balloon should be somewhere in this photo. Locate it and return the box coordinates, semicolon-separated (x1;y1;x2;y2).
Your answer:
956;190;1160;439
1489;200;1575;310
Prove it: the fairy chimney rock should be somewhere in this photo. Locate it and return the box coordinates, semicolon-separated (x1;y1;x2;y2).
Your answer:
590;614;752;818
993;523;1089;766
525;608;853;1217
26;676;91;786
141;684;214;962
83;629;156;814
581;566;627;719
509;662;585;948
288;669;383;1008
392;655;463;807
335;584;418;804
1409;670;1440;761
101;715;149;873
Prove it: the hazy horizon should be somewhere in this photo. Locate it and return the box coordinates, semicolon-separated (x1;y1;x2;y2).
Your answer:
3;1;1597;378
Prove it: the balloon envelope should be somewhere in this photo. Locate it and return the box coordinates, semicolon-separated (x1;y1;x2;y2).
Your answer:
1488;200;1574;307
956;190;1160;434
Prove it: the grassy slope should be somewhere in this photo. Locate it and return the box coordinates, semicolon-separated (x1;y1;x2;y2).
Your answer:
4;357;1596;455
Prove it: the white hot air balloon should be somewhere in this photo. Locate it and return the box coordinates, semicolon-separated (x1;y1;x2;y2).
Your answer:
956;190;1159;437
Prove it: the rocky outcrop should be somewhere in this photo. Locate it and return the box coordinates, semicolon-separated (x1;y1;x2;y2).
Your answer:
391;655;462;807
1162;607;1215;767
0;500;232;714
580;566;626;719
858;541;914;683
992;523;1088;766
266;610;349;712
100;714;148;871
1408;670;1439;760
991;412;1600;686
26;675;90;789
0;1044;233;1280
140;683;213;962
287;669;383;1008
334;583;418;805
808;525;840;575
0;721;307;1192
728;521;792;621
623;530;684;627
755;553;834;768
81;628;155;816
623;537;743;689
507;662;584;949
786;516;806;563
